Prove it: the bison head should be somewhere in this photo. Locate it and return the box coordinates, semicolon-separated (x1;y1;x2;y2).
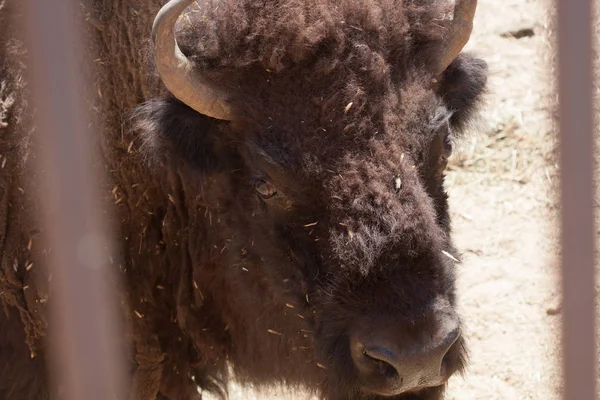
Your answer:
133;0;487;398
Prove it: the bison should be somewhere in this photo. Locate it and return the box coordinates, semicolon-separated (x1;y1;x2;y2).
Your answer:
0;0;488;399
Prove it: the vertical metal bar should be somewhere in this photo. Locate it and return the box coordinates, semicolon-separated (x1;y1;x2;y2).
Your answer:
557;0;597;399
24;1;127;399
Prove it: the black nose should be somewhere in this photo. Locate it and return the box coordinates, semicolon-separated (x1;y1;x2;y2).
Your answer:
349;317;460;396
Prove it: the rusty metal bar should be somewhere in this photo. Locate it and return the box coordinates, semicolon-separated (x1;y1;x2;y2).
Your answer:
24;1;127;399
557;0;597;399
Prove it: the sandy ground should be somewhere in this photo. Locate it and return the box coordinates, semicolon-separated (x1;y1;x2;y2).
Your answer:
445;0;562;398
223;0;568;398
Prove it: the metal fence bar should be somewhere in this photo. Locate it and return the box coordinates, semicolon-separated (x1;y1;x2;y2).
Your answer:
24;1;127;399
557;0;597;399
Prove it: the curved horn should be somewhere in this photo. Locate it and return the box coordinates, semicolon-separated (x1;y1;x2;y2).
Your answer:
152;0;233;120
435;0;477;75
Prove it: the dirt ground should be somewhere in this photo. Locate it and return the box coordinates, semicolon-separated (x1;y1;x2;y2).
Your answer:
222;0;568;399
445;0;562;398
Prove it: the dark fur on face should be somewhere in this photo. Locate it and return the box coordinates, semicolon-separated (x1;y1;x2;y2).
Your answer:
0;0;487;399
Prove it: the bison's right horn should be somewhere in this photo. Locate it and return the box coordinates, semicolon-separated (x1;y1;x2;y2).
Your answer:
152;0;233;120
435;0;478;76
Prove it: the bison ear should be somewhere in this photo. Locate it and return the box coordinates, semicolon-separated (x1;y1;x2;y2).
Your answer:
131;96;224;170
435;53;488;133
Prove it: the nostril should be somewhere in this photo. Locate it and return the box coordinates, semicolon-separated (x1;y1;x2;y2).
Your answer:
361;347;400;379
440;350;451;373
439;327;460;356
439;328;460;376
444;327;460;346
350;335;402;380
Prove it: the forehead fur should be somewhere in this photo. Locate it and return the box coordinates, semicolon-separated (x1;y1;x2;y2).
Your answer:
178;0;450;73
173;0;454;166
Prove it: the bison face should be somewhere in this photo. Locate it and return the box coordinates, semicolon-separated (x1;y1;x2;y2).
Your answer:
133;51;486;399
133;0;488;398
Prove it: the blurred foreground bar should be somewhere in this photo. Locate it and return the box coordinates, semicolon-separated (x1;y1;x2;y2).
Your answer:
24;1;127;399
557;0;597;399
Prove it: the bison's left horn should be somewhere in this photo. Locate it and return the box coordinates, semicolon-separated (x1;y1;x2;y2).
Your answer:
435;0;477;75
152;0;233;120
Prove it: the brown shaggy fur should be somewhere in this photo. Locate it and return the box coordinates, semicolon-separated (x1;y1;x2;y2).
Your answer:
0;0;488;399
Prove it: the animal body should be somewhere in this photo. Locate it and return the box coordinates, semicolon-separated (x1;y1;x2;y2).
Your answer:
0;0;488;399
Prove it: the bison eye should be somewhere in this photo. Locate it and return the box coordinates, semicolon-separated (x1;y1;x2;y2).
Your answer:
255;180;278;199
442;136;453;159
437;135;453;174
